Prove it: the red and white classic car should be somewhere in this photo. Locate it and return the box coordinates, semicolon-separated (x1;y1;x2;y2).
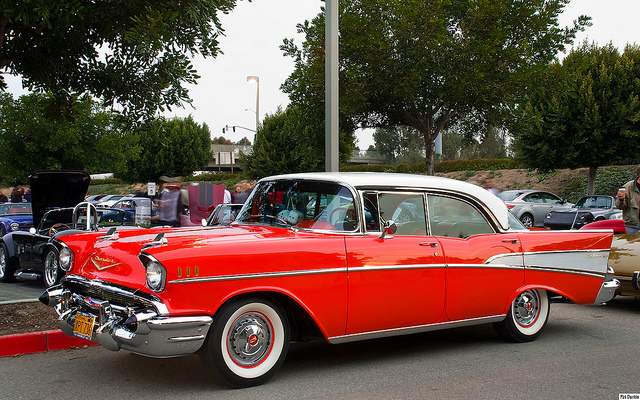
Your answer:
40;173;619;387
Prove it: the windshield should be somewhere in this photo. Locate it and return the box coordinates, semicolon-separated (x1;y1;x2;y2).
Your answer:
236;179;356;231
575;196;612;208
0;203;32;216
497;191;523;202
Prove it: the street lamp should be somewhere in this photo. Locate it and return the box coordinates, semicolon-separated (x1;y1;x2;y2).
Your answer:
247;76;259;132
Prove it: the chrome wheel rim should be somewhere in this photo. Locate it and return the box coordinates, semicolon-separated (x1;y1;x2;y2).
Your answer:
44;251;58;287
0;246;6;278
520;215;533;228
514;290;540;327
227;311;273;367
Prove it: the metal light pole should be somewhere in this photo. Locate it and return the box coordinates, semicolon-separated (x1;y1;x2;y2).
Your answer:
325;0;339;172
247;76;260;132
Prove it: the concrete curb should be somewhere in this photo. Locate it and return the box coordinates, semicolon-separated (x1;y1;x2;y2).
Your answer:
0;329;98;357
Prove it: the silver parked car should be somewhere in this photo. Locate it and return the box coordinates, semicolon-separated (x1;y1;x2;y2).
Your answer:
497;190;573;228
544;195;618;230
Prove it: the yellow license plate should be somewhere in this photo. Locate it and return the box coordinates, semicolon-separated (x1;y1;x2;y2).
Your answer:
73;312;95;340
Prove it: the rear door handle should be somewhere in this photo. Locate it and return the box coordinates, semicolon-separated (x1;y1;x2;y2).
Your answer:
502;239;518;244
420;242;438;247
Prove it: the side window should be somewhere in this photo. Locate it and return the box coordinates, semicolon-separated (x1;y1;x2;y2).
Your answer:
428;195;494;238
540;193;560;204
378;192;427;236
362;192;380;231
525;193;543;203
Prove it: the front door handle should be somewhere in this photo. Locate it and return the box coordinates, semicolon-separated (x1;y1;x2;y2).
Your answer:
502;239;518;244
420;242;438;247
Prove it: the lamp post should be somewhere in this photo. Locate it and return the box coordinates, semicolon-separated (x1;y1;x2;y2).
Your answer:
247;76;259;132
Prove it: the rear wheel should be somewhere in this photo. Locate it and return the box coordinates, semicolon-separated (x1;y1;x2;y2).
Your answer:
494;289;549;342
519;213;534;228
43;248;62;288
200;297;290;388
0;242;17;283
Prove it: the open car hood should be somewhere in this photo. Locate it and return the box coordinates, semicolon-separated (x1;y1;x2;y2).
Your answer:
30;170;91;228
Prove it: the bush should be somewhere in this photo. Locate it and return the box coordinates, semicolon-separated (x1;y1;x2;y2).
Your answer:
435;159;521;173
340;164;396;172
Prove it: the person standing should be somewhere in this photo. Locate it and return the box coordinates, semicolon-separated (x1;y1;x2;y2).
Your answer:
616;165;640;234
10;185;24;203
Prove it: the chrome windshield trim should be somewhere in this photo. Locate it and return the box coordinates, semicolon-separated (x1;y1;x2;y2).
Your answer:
328;315;506;344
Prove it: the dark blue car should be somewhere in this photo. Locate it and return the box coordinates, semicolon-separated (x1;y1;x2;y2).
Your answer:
0;203;33;236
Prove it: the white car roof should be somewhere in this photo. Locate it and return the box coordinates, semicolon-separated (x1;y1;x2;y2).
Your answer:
262;172;509;230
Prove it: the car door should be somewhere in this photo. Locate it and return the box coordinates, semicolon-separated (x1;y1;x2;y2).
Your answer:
427;194;525;321
345;191;446;335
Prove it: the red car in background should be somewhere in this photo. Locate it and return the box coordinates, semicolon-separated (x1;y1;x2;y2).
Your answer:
40;172;618;387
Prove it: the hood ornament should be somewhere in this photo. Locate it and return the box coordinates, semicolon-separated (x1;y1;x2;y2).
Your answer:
90;256;121;271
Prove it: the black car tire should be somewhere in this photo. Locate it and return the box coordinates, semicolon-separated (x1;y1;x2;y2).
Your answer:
200;297;290;388
43;248;62;288
494;289;549;343
0;242;17;283
519;213;534;228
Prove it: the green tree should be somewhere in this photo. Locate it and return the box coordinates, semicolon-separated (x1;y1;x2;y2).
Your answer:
124;115;212;182
373;126;425;165
0;0;236;119
282;0;589;175
0;92;134;185
512;42;640;194
235;136;251;146
241;106;326;179
212;136;233;145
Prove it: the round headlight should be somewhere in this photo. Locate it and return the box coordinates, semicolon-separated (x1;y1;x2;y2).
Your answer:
59;246;73;272
10;222;19;232
146;260;166;291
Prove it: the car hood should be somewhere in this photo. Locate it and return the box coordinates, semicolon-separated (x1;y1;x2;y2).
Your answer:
59;224;303;291
30;170;91;228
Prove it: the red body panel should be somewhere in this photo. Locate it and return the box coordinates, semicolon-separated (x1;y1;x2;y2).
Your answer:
59;225;613;341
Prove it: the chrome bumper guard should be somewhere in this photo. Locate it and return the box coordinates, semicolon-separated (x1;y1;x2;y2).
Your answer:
40;280;212;358
593;266;620;304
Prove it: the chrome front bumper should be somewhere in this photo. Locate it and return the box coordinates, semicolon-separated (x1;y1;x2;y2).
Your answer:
593;266;620;304
40;278;212;358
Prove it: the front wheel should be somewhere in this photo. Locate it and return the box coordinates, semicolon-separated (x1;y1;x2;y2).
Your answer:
200;297;290;388
494;289;549;342
0;242;17;283
43;248;62;288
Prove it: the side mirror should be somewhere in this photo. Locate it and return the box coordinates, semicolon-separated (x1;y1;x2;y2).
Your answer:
379;220;397;240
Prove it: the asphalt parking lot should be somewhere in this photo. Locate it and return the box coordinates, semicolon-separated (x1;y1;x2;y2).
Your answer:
0;281;44;304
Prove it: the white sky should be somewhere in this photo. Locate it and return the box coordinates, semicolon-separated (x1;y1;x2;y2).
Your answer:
5;0;640;149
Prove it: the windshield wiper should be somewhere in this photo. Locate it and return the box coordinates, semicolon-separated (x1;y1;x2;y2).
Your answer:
240;214;291;226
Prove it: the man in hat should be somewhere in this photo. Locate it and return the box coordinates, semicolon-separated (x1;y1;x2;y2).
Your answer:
616;165;640;233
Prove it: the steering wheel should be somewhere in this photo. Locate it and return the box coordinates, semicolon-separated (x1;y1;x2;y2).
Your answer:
329;207;356;225
49;223;70;236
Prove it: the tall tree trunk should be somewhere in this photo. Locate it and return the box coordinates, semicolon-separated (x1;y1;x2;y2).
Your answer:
587;166;597;195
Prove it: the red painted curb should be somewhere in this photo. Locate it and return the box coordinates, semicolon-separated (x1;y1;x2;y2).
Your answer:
0;330;98;357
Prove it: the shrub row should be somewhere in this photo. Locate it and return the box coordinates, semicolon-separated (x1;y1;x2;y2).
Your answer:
341;159;521;174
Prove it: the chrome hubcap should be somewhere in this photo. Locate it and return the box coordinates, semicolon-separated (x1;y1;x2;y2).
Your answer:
514;290;540;327
44;252;58;286
0;247;6;278
227;312;272;367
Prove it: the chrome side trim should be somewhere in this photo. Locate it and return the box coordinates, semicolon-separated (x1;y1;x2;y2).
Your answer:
348;264;446;272
328;315;506;344
526;266;606;279
169;267;348;284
